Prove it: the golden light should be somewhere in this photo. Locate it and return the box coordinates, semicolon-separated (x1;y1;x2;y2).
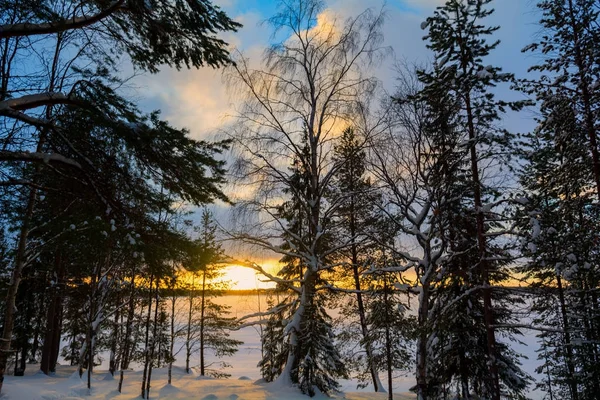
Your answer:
221;259;282;290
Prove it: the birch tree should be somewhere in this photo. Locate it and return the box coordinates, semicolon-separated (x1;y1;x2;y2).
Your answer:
226;0;385;395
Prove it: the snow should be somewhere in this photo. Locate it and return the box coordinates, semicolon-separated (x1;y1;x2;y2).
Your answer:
476;69;493;79
3;365;413;400
4;294;546;399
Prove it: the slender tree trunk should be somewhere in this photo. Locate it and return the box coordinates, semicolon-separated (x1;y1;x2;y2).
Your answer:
459;347;470;398
118;266;136;393
140;273;154;399
383;279;393;400
200;270;206;376
109;297;120;376
185;273;194;374
41;250;65;375
145;279;160;398
416;283;430;400
168;282;176;384
348;178;381;392
30;304;44;363
556;275;579;400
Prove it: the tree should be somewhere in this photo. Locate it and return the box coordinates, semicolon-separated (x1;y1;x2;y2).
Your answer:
329;126;385;392
226;0;385;395
194;209;241;378
0;0;239;393
516;2;600;398
419;1;529;398
364;269;415;400
517;74;600;400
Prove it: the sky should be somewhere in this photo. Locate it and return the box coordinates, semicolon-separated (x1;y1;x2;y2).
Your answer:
133;0;543;289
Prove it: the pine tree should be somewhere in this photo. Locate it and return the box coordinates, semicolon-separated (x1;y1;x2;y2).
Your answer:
330;127;384;392
258;293;288;382
419;1;530;398
363;267;415;400
517;84;600;400
193;209;241;378
517;2;600;398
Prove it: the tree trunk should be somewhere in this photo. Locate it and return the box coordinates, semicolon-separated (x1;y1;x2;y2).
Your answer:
200;270;206;376
348;175;381;392
168;279;176;384
145;279;160;398
118;266;137;393
109;299;120;376
140;273;154;399
556;275;579;400
41;250;65;375
383;279;393;400
185;273;194;374
416;283;429;400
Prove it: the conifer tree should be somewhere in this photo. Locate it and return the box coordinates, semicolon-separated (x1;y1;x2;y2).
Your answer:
193;209;241;378
517;2;600;398
418;1;530;398
330;126;385;392
517;80;600;400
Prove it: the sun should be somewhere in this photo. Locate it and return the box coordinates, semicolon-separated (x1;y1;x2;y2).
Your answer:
221;260;281;290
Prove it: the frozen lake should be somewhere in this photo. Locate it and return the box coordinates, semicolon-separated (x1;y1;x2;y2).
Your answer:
50;293;544;399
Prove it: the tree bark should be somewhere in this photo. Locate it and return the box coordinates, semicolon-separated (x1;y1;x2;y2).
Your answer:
185;273;194;374
416;283;429;400
557;274;579;400
140;273;154;399
118;265;136;393
145;279;160;398
200;270;206;376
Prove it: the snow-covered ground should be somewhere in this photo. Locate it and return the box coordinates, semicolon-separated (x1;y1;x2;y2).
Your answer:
2;365;414;400
3;294;544;399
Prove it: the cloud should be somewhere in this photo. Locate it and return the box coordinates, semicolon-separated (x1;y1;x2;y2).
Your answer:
132;0;539;263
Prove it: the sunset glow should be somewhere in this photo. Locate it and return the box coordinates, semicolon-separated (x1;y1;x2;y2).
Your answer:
221;259;281;290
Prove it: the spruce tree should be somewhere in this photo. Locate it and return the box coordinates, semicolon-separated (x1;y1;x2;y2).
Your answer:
330;127;384;392
193;209;241;378
517;85;600;400
517;2;600;398
420;1;530;398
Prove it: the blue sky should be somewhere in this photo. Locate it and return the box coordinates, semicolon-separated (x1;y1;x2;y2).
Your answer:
132;0;544;262
135;0;541;140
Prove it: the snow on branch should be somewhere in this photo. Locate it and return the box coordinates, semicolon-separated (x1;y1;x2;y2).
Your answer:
0;151;82;169
0;92;77;110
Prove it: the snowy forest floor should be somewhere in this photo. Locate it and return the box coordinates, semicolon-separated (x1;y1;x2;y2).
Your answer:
2;364;415;400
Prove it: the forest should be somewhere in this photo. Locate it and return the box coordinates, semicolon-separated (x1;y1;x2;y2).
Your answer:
0;0;599;399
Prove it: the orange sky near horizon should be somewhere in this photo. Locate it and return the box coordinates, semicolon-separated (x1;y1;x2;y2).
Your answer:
222;258;281;290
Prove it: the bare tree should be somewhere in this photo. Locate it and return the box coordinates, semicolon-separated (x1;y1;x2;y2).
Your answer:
224;0;386;395
368;65;454;399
